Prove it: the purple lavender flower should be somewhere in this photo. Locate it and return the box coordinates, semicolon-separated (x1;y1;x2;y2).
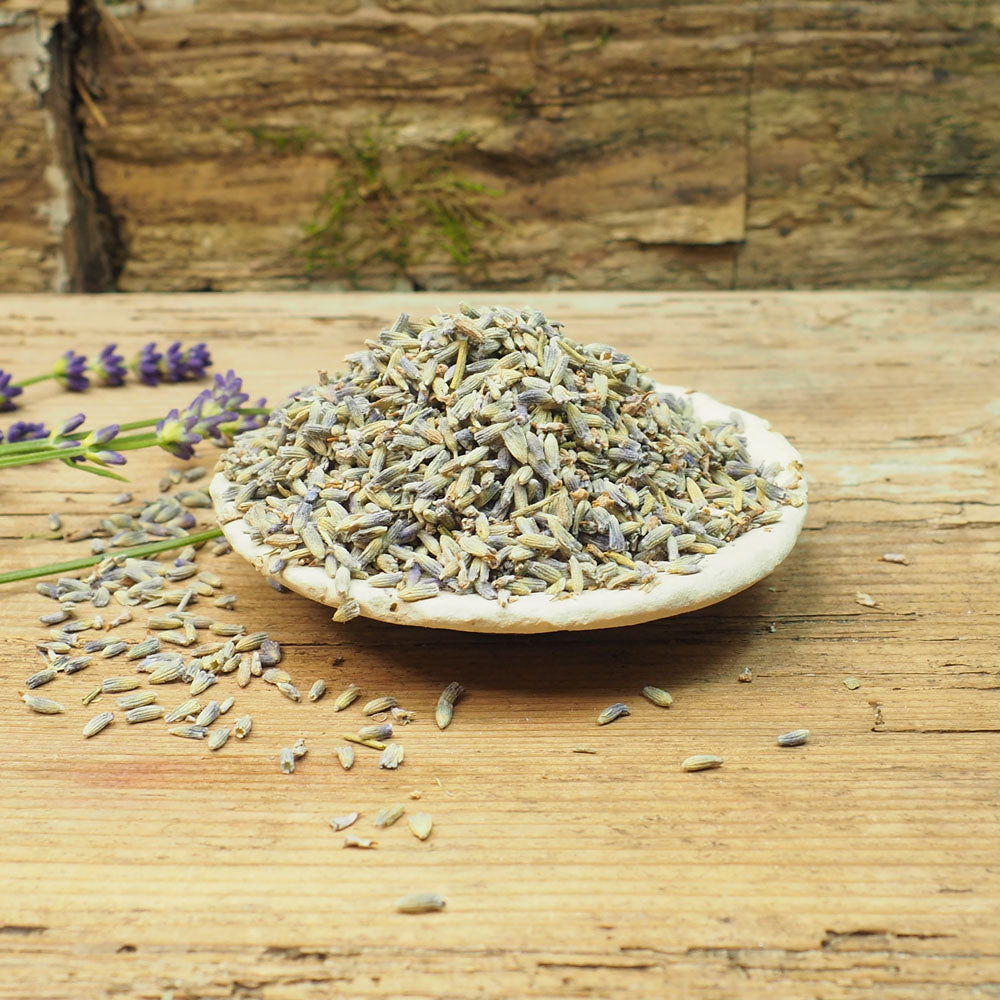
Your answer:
6;421;49;443
177;371;248;442
212;370;250;412
183;391;235;441
217;396;269;443
54;413;86;437
0;370;23;412
155;408;203;460
76;423;124;467
133;343;162;386
90;449;127;466
157;340;212;382
183;342;212;380
45;414;87;462
52;350;90;392
90;344;127;387
159;341;187;383
83;423;119;447
197;370;270;444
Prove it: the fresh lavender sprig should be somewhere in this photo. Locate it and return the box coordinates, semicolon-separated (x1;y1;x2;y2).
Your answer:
158;341;213;383
0;526;224;585
0;371;268;475
6;341;214;408
154;371;254;457
159;342;188;383
46;413;97;466
134;340;213;385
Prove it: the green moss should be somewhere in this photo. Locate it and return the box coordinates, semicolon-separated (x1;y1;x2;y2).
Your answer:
301;127;501;286
224;121;320;155
595;24;616;48
229;120;501;286
503;84;538;122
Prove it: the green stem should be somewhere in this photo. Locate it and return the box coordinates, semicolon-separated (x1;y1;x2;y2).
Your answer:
0;526;224;585
0;431;160;469
0;408;271;456
0;430;157;457
98;407;271;436
63;461;129;482
0;437;55;454
13;373;55;388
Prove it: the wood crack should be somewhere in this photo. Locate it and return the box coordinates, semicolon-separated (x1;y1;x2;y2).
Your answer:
732;1;758;289
43;0;125;291
873;727;1000;735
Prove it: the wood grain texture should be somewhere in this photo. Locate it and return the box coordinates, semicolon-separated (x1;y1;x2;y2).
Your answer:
0;10;65;292
82;2;751;292
4;2;1000;291
740;2;1000;289
0;291;999;999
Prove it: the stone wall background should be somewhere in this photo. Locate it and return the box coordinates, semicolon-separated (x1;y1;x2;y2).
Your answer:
2;0;998;292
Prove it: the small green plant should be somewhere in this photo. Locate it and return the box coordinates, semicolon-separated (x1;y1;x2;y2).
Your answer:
299;126;502;287
595;24;616;48
503;83;538;122
224;121;320;155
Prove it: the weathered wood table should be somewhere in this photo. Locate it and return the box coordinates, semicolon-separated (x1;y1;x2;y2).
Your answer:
1;292;997;999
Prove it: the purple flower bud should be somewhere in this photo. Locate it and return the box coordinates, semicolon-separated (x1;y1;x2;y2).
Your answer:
0;370;23;412
162;374;267;448
91;450;127;466
212;370;250;412
133;343;162;386
159;341;188;383
183;342;212;380
91;344;127;387
176;511;197;530
155;408;203;461
179;385;232;441
48;425;86;463
6;421;49;443
84;423;119;446
133;340;214;386
55;413;86;436
52;350;90;392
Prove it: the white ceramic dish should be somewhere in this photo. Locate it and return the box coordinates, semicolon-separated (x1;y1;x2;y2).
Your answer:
210;384;806;633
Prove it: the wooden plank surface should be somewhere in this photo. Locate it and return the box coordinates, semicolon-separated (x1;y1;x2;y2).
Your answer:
0;291;998;999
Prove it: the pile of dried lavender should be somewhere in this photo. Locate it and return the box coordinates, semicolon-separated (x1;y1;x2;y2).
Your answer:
26;562;441;744
216;305;798;612
18;471;468;773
